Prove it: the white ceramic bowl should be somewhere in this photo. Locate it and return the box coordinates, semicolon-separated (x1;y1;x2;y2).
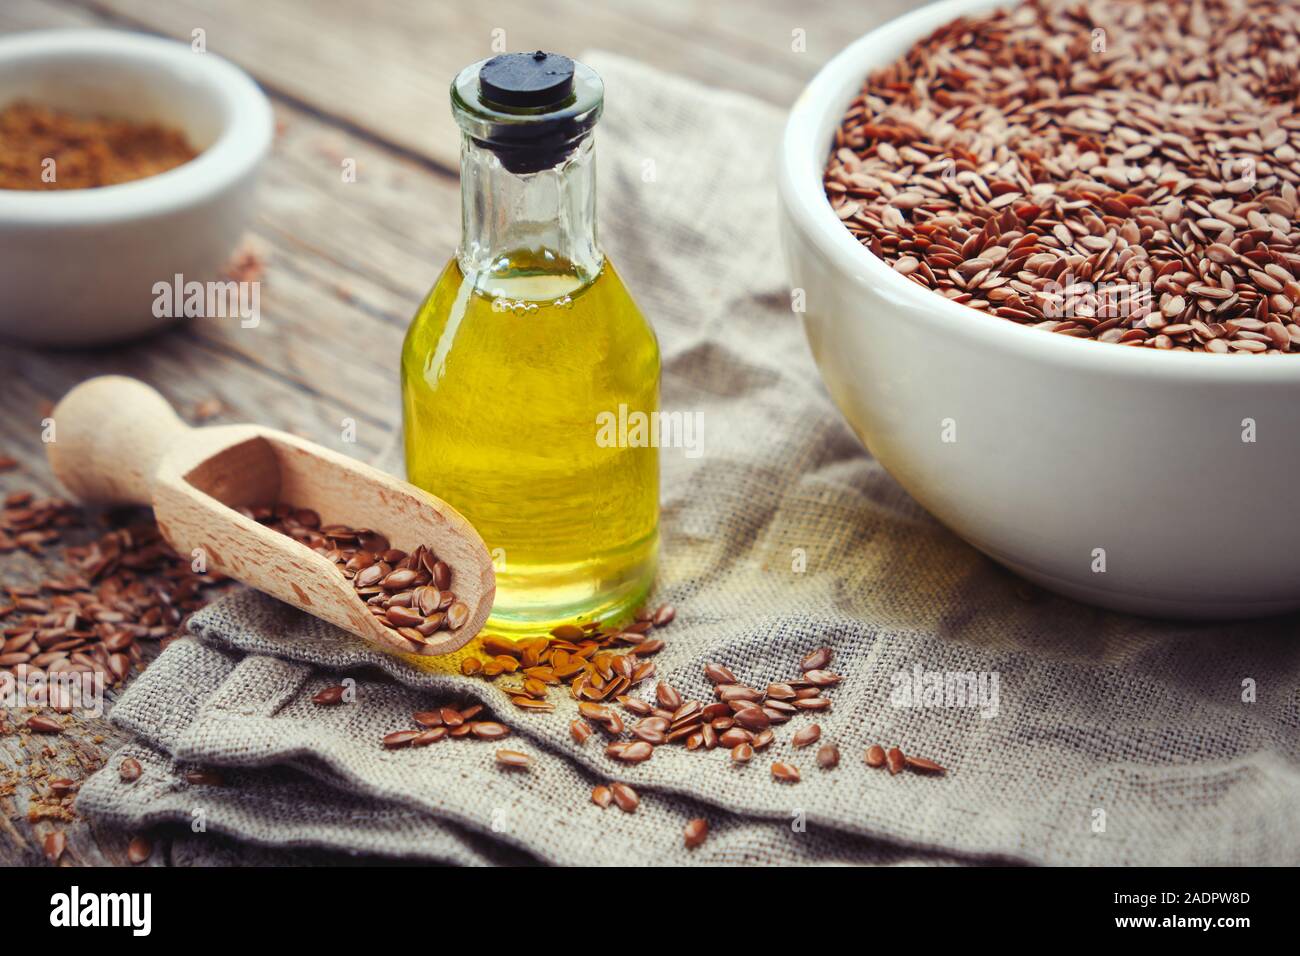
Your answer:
779;0;1300;619
0;30;272;346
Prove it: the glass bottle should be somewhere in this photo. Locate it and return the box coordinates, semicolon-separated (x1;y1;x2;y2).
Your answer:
401;52;660;635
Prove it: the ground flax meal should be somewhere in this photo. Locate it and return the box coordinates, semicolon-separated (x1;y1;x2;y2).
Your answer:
0;100;196;190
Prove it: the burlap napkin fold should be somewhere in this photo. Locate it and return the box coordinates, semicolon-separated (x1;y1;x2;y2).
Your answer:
78;53;1300;867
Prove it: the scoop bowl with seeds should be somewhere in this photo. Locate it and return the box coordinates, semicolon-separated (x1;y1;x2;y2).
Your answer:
779;0;1300;618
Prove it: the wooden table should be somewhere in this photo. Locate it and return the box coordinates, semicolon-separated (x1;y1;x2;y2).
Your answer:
0;0;919;865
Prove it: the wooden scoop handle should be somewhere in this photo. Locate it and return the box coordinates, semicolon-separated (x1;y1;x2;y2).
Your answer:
47;375;190;507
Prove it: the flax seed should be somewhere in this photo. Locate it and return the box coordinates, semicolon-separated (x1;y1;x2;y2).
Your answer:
25;714;61;734
43;830;66;863
734;707;771;731
771;762;801;783
652;604;676;627
495;749;531;768
382;730;421;749
817;743;840;769
824;0;1300;354
313;685;346;706
613;740;654;763
886;747;906;775
126;835;152;864
655;681;682;710
792;724;822;748
471;721;509;740
610;782;639;812
184;769;224;786
684;818;708;849
905;754;947;774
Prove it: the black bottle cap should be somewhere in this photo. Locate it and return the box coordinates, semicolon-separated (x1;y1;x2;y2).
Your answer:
479;51;575;109
452;53;602;174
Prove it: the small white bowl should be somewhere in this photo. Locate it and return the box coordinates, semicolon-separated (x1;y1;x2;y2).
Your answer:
0;29;272;346
779;0;1300;619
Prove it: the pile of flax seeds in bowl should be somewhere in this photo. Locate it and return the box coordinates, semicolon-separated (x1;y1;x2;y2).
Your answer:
825;0;1300;353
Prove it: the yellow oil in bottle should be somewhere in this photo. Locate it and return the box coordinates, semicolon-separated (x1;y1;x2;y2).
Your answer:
403;51;661;636
402;249;659;635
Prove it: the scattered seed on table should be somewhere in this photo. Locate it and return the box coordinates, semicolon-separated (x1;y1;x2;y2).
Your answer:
792;724;822;748
611;740;653;763
591;785;613;808
886;747;906;775
906;754;947;774
684;818;708;849
43;831;66;863
817;743;840;769
620;696;653;716
610;782;639;813
771;762;801;783
382;730;421;749
312;685;346;706
126;835;152;865
25;715;62;734
471;721;509;740
803;670;842;687
495;749;531;769
119;757;142;782
866;744;886;768
184;769;223;786
655;681;682;710
704;662;737;684
801;647;832;671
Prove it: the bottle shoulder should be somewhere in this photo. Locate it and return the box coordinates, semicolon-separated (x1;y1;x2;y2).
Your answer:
404;255;658;353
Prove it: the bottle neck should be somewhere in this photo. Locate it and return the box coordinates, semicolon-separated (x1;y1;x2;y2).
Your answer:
458;135;602;292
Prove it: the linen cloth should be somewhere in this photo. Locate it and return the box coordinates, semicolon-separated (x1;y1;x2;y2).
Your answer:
78;53;1300;867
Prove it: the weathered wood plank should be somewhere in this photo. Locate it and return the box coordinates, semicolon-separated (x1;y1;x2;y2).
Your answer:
71;0;919;171
0;0;92;30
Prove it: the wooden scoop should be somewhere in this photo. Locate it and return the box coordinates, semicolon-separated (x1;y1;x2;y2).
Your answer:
46;375;495;657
